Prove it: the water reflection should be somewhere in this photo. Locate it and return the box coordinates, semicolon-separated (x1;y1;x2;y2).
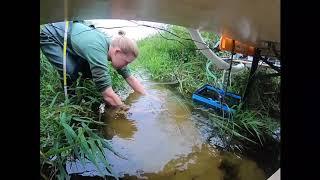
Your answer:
103;92;143;140
103;117;137;140
102;80;267;180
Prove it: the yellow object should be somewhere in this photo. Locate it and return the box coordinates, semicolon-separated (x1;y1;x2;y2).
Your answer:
63;21;69;99
63;0;69;99
63;21;69;85
219;35;255;56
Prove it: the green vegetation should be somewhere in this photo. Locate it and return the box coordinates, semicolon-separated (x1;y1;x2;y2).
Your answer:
40;25;280;179
40;52;125;179
131;25;280;146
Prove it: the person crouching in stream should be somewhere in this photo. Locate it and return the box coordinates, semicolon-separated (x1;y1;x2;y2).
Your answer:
40;21;146;111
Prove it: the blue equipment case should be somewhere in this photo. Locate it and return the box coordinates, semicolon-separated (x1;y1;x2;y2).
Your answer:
192;84;241;114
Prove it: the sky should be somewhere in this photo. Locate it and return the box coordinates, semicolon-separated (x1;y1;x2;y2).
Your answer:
86;19;168;41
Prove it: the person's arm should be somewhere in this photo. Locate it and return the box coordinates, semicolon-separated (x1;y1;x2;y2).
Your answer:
101;87;123;106
79;43;130;109
101;87;130;110
117;67;162;101
117;67;146;95
125;75;166;103
125;75;146;95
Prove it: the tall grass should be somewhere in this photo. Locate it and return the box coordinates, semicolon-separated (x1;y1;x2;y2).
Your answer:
131;26;213;94
40;52;125;179
229;68;281;119
207;106;279;146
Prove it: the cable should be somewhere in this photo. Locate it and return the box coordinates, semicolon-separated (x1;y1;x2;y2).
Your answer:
260;56;281;73
156;29;215;51
206;60;218;84
48;23;134;37
156;29;186;47
72;25;140;37
47;21;217;51
129;20;211;46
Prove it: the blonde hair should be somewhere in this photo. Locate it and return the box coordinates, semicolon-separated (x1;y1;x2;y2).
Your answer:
110;30;139;58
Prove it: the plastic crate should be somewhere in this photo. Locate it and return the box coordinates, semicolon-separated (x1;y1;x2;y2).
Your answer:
192;84;241;114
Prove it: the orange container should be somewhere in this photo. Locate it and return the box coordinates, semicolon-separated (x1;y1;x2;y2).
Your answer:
219;35;255;56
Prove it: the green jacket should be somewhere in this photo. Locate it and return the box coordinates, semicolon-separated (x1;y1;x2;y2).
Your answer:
71;22;131;92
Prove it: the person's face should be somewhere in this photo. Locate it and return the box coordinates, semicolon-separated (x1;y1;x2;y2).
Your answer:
110;48;135;69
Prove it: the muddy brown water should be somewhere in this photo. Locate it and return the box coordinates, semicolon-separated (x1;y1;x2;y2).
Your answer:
101;79;268;180
68;73;279;180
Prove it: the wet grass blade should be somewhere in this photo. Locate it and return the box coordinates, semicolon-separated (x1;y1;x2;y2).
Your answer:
241;120;255;137
250;124;263;145
45;145;75;157
96;140;118;178
49;92;61;108
81;123;127;160
72;116;106;125
78;128;105;177
88;140;118;179
76;129;86;167
60;122;77;140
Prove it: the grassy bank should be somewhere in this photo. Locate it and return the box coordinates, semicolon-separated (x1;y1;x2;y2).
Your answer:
40;24;280;178
131;25;280;146
40;52;126;179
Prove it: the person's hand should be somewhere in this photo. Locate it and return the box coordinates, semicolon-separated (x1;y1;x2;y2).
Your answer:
118;104;130;111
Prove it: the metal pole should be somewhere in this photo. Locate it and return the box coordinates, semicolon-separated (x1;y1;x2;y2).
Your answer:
243;49;261;103
63;0;69;100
